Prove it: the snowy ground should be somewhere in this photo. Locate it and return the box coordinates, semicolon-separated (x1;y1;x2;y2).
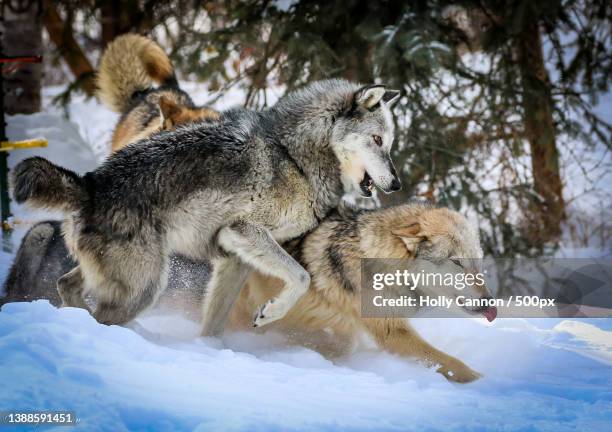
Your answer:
0;88;611;431
1;301;611;431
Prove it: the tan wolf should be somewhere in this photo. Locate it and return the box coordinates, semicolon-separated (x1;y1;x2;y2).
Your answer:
96;33;219;152
228;202;496;383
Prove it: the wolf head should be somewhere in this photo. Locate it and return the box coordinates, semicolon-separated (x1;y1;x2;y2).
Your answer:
391;205;497;321
362;203;496;321
331;85;402;197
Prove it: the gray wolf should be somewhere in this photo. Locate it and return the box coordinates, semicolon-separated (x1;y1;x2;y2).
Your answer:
1;221;73;307
228;201;496;383
11;79;402;335
96;33;220;152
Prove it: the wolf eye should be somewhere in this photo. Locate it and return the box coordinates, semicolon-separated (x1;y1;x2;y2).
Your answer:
451;259;463;268
373;135;383;147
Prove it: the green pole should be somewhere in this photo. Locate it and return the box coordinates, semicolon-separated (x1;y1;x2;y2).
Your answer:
0;16;10;230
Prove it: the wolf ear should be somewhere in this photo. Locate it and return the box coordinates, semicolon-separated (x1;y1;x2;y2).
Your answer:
392;222;426;255
382;90;401;107
354;85;386;109
159;96;181;129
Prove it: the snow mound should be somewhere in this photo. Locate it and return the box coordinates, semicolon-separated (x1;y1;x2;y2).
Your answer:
0;301;610;431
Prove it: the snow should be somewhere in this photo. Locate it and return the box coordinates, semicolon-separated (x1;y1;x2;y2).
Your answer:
1;87;611;431
0;301;611;431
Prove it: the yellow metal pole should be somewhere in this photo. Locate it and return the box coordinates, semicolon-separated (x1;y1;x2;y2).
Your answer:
0;138;48;152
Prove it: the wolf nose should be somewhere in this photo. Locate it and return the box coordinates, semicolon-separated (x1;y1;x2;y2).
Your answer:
390;178;402;191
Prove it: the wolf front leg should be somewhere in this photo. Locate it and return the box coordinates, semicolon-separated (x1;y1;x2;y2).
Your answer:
200;256;252;337
205;221;311;332
363;318;482;383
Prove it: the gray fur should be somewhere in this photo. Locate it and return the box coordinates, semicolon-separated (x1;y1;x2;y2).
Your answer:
11;79;401;333
1;220;210;315
2;221;75;307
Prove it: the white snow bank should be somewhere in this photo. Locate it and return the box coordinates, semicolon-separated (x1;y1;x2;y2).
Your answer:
551;320;612;365
0;301;610;431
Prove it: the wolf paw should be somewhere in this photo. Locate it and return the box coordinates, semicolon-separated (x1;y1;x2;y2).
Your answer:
252;297;288;327
437;363;482;383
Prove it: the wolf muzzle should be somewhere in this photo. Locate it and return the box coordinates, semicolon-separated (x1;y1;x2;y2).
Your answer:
382;161;402;193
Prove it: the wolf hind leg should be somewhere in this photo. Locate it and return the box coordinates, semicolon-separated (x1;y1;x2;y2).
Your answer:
57;266;91;311
216;221;310;329
200;256;252;337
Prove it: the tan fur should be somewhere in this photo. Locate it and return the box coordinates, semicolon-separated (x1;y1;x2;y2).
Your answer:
228;204;486;383
111;112;161;153
96;34;175;113
108;90;198;152
110;97;219;153
158;97;220;131
97;35;220;153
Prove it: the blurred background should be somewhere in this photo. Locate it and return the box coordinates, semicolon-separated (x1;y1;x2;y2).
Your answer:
1;0;610;257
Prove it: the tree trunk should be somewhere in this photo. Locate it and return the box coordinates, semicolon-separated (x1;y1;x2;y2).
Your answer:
2;0;43;114
100;0;122;47
100;0;139;48
518;21;565;242
42;0;95;96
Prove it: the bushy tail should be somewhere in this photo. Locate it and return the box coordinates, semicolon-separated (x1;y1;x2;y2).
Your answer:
11;157;86;213
96;33;178;113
